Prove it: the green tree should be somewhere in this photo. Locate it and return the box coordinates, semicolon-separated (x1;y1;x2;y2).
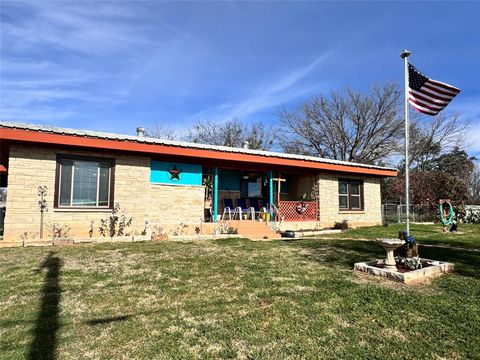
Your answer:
432;147;476;179
384;171;468;206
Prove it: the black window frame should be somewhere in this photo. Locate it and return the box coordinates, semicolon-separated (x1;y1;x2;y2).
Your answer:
54;154;115;209
338;178;364;211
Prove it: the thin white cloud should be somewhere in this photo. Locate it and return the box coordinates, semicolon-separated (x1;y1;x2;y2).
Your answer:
1;2;332;125
1;60;56;73
0;1;177;121
188;53;331;122
0;105;74;122
0;59;104;116
2;1;158;55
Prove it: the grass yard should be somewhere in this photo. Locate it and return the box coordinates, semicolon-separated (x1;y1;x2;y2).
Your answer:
321;223;480;249
1;231;480;359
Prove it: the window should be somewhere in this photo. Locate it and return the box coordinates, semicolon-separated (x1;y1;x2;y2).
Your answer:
241;178;263;198
55;155;114;208
338;179;363;210
247;180;262;197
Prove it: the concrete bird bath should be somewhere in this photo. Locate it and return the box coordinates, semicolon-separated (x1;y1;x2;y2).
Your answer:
375;238;404;271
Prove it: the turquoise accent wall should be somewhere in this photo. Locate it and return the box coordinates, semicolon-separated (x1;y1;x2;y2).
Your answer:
219;169;241;190
150;161;202;186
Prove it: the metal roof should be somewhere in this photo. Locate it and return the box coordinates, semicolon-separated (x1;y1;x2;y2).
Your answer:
0;121;397;172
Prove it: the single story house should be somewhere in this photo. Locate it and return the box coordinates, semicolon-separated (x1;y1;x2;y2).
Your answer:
0;121;397;246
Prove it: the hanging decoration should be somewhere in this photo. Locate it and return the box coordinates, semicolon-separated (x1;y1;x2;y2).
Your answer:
296;202;308;214
168;165;182;181
439;199;455;232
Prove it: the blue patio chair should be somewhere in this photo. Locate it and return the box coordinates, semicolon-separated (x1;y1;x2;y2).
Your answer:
236;198;254;220
249;198;266;220
224;198;234;209
250;198;261;212
222;198;242;220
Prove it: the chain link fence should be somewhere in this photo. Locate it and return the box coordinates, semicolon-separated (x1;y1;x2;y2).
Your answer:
382;203;480;224
382;203;438;224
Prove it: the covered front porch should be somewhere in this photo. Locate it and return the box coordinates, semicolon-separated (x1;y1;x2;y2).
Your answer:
202;167;319;223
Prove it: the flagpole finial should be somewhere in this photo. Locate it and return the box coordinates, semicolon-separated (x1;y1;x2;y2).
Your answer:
400;50;411;59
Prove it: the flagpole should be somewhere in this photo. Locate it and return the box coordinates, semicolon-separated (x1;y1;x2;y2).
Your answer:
400;49;411;236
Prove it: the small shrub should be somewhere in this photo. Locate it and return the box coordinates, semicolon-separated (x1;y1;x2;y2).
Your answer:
20;232;38;242
334;220;349;230
213;222;227;235
172;223;188;236
213;222;238;235
151;225;167;240
404;257;422;270
464;208;480;223
152;225;165;236
47;223;71;240
88;220;94;238
99;203;133;237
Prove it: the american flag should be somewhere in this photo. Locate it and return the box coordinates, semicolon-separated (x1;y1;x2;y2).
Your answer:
408;63;460;116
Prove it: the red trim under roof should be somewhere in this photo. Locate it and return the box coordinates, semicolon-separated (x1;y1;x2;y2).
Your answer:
0;127;397;177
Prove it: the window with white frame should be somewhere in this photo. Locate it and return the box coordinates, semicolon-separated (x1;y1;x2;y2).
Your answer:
338;179;363;210
56;155;114;208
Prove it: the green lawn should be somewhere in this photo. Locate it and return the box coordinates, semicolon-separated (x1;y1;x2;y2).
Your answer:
1;236;479;359
321;223;480;249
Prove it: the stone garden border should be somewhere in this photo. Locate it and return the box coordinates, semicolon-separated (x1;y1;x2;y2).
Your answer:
354;259;454;283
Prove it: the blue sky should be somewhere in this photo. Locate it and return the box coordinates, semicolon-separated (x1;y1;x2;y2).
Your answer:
1;1;479;157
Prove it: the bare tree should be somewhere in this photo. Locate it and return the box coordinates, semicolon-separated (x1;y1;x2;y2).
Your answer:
408;113;467;171
278;83;403;164
186;119;275;150
144;123;177;140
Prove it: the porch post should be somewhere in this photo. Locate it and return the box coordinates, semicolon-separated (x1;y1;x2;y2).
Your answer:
268;171;273;216
213;166;219;222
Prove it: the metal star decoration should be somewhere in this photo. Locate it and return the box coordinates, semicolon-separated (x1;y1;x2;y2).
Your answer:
168;165;182;181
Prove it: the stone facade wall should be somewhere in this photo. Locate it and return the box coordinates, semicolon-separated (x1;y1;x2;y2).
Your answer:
148;184;205;225
2;145;206;246
276;221;322;231
1;144;384;246
317;173;382;228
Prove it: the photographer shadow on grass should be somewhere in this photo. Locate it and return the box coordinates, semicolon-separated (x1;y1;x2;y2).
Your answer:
29;251;62;360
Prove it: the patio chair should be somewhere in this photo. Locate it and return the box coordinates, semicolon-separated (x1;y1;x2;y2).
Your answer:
236;198;254;220
249;198;267;220
222;198;241;220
